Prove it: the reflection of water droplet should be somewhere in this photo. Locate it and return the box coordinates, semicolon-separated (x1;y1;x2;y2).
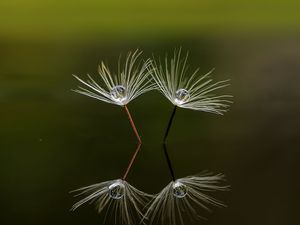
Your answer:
108;181;125;199
173;181;187;198
175;89;190;105
110;85;127;103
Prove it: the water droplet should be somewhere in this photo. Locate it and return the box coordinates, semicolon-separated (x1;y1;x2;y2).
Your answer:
108;181;125;199
110;85;127;103
175;89;190;105
173;181;187;198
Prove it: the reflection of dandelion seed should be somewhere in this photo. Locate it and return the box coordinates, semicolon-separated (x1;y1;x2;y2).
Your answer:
151;48;232;114
71;179;152;225
71;145;151;224
146;144;229;225
144;173;229;225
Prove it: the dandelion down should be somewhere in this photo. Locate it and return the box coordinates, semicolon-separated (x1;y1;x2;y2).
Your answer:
71;49;232;225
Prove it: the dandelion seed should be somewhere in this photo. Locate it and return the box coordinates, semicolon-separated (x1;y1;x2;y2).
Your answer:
144;173;229;225
73;49;155;106
71;179;153;225
73;50;153;144
71;49;232;225
71;51;151;224
154;49;233;144
151;48;232;115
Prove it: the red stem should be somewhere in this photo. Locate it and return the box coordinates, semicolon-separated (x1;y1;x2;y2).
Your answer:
122;105;142;180
123;105;142;144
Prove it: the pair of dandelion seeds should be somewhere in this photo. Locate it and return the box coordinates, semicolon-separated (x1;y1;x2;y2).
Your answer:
71;49;232;225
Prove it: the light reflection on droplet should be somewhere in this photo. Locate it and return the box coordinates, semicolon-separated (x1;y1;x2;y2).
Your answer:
173;181;187;198
110;85;127;103
174;89;190;105
108;181;125;199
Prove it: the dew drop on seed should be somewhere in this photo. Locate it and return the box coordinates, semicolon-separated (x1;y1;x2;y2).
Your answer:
173;181;187;198
110;85;127;103
108;181;125;199
175;89;190;105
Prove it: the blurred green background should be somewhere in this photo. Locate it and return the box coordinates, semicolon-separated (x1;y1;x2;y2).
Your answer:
0;0;299;225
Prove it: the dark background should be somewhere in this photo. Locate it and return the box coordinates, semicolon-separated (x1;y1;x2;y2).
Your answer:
0;1;299;225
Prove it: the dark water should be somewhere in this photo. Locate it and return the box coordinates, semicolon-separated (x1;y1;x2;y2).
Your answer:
0;36;299;225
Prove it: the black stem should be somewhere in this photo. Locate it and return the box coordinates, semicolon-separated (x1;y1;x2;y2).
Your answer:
163;106;177;143
163;143;176;181
162;105;178;181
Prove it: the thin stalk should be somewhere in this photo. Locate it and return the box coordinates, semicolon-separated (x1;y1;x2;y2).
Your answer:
123;105;142;144
163;143;176;181
122;143;141;180
163;106;177;143
162;105;178;181
121;105;142;180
